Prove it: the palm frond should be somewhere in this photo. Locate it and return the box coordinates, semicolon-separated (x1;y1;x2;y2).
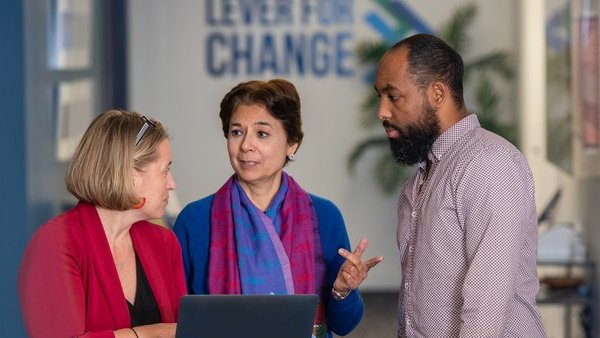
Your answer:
359;95;380;128
354;40;389;65
474;76;517;144
350;2;517;196
347;136;389;174
438;3;477;53
474;75;499;115
374;154;414;195
465;51;514;80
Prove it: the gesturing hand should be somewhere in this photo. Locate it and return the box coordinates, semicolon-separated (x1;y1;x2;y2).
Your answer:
333;238;383;295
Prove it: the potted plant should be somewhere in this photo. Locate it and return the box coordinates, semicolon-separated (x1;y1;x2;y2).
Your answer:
348;3;515;195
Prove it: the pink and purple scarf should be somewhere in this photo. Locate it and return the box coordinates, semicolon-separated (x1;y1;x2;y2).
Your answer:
208;172;326;324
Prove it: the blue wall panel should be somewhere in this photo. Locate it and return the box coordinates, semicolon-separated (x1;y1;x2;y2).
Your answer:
0;0;28;336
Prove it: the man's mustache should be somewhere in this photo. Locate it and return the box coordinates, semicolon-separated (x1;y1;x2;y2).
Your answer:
383;121;401;133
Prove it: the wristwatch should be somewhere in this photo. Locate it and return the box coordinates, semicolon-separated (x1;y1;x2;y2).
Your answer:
331;287;350;301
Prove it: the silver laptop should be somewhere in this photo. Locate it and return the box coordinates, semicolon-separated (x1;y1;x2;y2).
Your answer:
175;294;319;338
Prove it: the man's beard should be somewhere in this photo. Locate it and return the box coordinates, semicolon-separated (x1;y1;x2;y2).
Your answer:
385;103;440;166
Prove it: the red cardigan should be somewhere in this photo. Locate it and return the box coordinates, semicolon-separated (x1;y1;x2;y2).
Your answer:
18;202;187;338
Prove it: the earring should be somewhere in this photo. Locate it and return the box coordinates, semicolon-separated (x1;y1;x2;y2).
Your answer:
287;153;296;161
133;197;146;209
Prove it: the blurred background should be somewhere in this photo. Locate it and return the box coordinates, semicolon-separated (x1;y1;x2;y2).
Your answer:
2;0;599;337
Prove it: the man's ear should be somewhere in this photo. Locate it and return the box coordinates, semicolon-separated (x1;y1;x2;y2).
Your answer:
428;81;446;108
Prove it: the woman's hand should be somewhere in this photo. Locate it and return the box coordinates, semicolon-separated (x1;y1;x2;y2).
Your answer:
114;323;177;338
333;238;383;296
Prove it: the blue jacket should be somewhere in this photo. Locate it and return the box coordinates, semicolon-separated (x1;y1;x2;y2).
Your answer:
173;193;363;337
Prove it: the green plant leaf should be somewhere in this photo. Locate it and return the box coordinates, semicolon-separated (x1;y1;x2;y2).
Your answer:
354;40;389;65
374;153;414;195
439;3;477;53
350;2;517;196
347;136;389;174
465;51;514;81
359;95;380;128
474;75;499;114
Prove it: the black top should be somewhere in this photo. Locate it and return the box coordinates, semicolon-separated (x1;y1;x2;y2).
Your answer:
127;253;161;326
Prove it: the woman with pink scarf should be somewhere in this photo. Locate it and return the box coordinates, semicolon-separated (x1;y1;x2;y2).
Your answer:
174;79;383;338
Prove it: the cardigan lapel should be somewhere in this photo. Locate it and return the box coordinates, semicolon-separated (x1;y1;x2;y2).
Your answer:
77;202;131;328
131;223;175;322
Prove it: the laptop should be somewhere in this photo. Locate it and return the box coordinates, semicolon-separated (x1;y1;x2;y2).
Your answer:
175;294;319;338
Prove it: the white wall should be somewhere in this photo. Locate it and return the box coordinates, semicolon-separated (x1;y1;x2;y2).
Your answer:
128;0;518;290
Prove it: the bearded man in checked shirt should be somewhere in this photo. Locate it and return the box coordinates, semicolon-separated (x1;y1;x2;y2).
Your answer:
374;33;546;337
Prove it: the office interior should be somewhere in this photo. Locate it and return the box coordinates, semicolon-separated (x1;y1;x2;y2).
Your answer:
2;0;599;337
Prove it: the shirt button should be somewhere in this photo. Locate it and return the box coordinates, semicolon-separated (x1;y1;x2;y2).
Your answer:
404;282;409;289
408;246;413;253
411;211;417;218
419;179;424;185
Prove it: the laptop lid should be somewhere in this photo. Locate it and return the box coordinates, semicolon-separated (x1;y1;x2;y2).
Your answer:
175;294;319;338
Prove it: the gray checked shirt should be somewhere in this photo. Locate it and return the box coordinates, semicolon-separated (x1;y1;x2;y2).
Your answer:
397;114;546;337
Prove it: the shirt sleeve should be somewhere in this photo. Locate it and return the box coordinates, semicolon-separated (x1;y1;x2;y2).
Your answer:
18;225;115;338
313;195;364;336
456;148;537;337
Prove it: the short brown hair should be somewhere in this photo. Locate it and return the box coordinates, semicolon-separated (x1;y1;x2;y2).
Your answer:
219;79;304;161
65;109;168;210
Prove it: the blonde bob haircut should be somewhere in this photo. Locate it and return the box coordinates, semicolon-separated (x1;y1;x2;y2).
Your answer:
65;109;168;211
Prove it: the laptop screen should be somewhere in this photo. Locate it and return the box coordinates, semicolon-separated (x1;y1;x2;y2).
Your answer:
175;294;319;338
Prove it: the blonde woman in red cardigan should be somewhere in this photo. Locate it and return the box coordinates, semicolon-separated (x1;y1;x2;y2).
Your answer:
18;110;186;338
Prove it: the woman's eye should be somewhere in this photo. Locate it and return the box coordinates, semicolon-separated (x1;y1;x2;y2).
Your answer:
257;131;269;138
389;95;399;101
229;129;242;137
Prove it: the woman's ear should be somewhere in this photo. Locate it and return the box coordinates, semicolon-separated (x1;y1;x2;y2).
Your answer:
288;142;300;156
132;169;143;194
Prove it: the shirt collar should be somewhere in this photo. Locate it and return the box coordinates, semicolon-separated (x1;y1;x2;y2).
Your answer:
425;113;480;165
